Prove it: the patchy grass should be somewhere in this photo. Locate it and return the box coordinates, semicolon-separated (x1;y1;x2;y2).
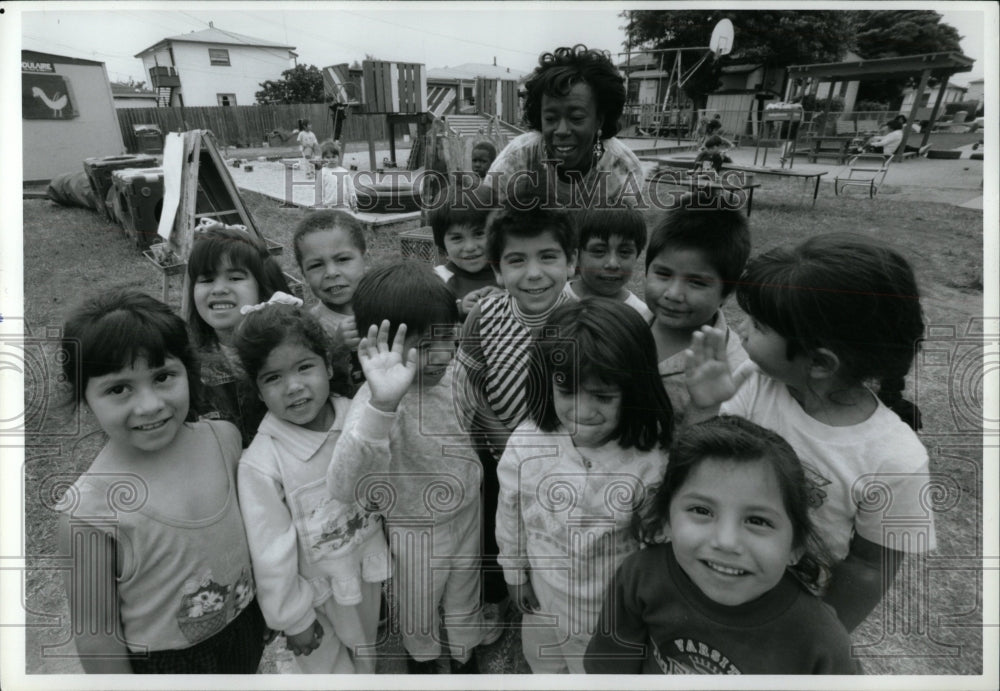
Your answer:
22;177;984;675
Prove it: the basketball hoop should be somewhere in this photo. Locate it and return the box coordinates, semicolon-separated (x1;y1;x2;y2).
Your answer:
710;19;735;57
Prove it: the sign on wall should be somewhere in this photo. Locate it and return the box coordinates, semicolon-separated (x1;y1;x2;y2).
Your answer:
22;72;77;119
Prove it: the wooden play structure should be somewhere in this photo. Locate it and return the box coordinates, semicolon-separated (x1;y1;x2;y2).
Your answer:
146;129;297;308
323;60;522;172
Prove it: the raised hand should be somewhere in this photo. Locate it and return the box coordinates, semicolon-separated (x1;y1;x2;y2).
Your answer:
684;325;749;408
358;320;418;413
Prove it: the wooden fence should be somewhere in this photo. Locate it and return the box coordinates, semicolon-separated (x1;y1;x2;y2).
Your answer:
117;103;388;152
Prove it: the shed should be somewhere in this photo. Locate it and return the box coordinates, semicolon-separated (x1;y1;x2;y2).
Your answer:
22;50;126;183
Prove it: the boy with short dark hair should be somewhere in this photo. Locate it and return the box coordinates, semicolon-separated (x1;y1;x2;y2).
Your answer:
456;184;578;626
327;262;498;674
428;184;501;317
564;204;652;321
644;202;751;424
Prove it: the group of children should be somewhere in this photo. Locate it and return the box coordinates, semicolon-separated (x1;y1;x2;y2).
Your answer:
58;166;933;676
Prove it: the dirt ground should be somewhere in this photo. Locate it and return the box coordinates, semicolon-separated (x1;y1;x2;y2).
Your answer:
16;130;989;679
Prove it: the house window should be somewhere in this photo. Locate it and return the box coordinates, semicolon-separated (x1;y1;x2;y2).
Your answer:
217;93;236;107
209;48;231;66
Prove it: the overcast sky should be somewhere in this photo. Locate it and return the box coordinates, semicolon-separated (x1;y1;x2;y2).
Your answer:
17;2;990;87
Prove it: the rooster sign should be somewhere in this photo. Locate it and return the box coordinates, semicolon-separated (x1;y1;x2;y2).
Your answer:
23;73;77;119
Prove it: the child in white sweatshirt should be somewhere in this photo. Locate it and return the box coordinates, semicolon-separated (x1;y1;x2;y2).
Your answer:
327;263;499;674
234;293;390;673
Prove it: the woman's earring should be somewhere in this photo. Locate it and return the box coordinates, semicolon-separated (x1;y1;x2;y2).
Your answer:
592;129;605;165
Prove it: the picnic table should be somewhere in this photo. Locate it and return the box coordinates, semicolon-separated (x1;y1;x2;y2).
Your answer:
650;168;762;217
643;157;827;207
799;136;856;164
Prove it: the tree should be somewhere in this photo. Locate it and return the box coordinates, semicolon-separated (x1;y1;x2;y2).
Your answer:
850;10;962;59
112;77;147;92
255;64;325;104
623;10;853;107
848;11;964;108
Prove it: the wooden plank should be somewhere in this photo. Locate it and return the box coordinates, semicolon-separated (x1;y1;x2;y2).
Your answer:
390;63;401;113
380;62;392;113
417;64;427;112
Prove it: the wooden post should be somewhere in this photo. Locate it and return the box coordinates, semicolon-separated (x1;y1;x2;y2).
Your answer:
387;116;396;167
365;115;377;170
922;74;949;149
897;68;930;161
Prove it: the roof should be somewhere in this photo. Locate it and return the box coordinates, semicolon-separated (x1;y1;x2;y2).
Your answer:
110;84;156;97
627;70;671;79
786;52;974;81
720;63;762;74
427;63;528;81
135;25;295;57
22;49;105;67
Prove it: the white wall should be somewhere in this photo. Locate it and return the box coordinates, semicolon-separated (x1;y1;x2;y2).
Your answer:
23;62;125;182
113;97;158;109
141;42;293;107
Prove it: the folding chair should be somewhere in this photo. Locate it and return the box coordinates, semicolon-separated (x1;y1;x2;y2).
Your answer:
834;154;893;198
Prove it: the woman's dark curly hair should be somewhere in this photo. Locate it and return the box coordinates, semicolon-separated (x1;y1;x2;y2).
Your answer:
522;45;626;139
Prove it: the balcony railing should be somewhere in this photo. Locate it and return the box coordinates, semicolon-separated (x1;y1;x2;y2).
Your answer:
149;65;180;88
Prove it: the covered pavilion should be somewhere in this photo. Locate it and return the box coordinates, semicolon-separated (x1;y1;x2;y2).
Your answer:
784;52;975;160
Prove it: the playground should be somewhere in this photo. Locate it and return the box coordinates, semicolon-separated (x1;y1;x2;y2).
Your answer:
15;29;990;678
20;128;987;674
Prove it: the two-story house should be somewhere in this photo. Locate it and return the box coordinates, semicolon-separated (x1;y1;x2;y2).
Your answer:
135;22;296;107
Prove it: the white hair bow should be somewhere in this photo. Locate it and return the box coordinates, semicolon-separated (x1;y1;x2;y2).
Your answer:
239;291;303;315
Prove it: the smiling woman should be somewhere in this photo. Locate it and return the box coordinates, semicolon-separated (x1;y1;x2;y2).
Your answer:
487;45;646;208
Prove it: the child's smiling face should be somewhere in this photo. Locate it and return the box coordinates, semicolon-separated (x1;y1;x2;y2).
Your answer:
443;223;489;274
298;227;366;314
193;258;261;339
667;457;796;607
255;338;334;431
84;355;190;454
577;234;639;299
645;246;725;336
498;230;576;315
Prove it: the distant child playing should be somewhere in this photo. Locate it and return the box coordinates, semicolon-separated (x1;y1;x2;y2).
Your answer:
471;140;498;181
693;135;734;174
234;294;389;674
296;119;320;179
327;263;497;674
185;221;291;446
644;202;750;425
318;140;358;211
497;298;673;673
585;415;856;674
292;210;368;395
57;288;266;673
563;204;652;321
685;233;934;631
428;183;501;317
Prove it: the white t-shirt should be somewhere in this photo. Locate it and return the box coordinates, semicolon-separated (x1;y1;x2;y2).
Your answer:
721;363;936;561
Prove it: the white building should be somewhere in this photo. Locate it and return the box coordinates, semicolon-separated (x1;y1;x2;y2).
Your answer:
134;22;296;107
900;82;968;119
964;78;984;110
111;84;157;109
